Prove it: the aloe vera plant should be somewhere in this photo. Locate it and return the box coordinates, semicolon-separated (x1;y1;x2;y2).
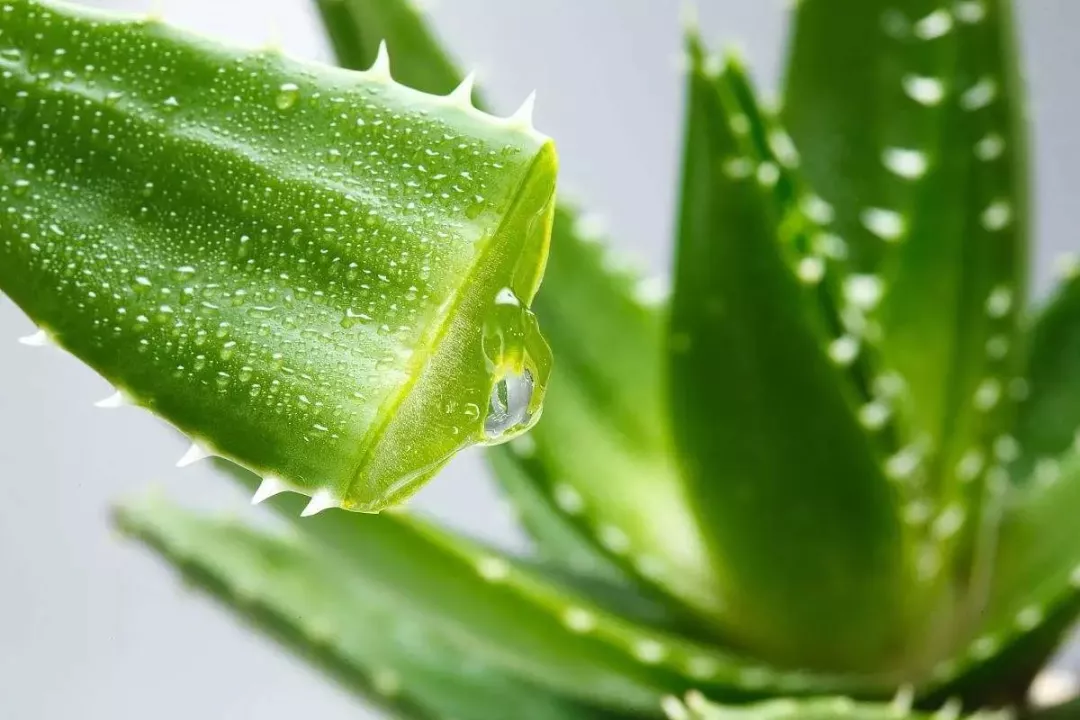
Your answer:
4;0;1080;718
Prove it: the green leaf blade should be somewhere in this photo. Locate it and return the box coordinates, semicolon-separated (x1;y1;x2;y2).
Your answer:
667;37;909;672
115;493;626;720
1012;272;1080;483
0;0;556;512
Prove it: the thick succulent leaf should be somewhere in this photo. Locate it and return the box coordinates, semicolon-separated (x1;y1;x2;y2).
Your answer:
312;0;720;612
0;0;557;513
1012;271;1080;484
115;493;626;720
667;37;908;671
221;465;885;710
923;452;1080;706
673;692;1009;720
783;0;1029;592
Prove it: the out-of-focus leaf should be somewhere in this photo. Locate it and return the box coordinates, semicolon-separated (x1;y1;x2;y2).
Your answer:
924;452;1080;707
222;465;885;710
115;493;628;720
667;35;911;672
783;0;1029;601
0;0;557;513
678;691;1010;720
1012;272;1080;483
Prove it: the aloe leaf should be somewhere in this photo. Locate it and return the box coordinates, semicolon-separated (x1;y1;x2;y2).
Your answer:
311;0;719;611
783;0;1029;592
486;445;627;582
924;452;1080;706
222;465;884;710
1011;271;1080;484
668;35;911;671
0;0;557;513
115;493;626;720
675;692;1008;720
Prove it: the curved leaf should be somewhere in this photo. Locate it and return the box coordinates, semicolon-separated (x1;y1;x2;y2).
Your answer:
668;36;910;671
0;0;556;512
677;691;1009;720
1012;271;1080;484
220;465;886;711
924;452;1080;707
115;493;626;720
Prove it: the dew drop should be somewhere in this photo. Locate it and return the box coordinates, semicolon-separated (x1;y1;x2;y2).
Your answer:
276;82;300;111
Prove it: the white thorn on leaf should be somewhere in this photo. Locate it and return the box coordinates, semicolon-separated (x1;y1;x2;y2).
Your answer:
891;684;915;714
94;391;130;409
176;442;212;468
300;489;337;517
18;329;51;347
684;690;709;714
448;71;476;106
660;695;690;720
251;476;289;505
368;40;392;79
507;91;536;129
935;698;963;720
1029;669;1080;709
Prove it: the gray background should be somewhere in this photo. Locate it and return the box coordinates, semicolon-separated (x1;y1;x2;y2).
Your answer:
1;1;1078;718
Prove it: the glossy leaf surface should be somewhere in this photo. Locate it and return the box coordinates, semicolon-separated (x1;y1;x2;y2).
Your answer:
116;492;628;720
0;0;556;512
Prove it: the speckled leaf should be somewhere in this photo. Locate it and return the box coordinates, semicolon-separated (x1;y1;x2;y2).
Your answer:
677;692;1008;720
0;0;557;513
1011;271;1080;484
924;451;1080;707
668;36;909;672
222;465;884;710
312;0;719;611
115;493;628;720
783;0;1029;595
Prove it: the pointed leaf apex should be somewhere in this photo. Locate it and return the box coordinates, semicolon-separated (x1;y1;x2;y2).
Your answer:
448;71;477;107
679;2;701;33
368;40;392;80
251;476;289;505
176;442;212;468
94;391;129;409
508;91;537;129
300;490;337;517
18;329;51;347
